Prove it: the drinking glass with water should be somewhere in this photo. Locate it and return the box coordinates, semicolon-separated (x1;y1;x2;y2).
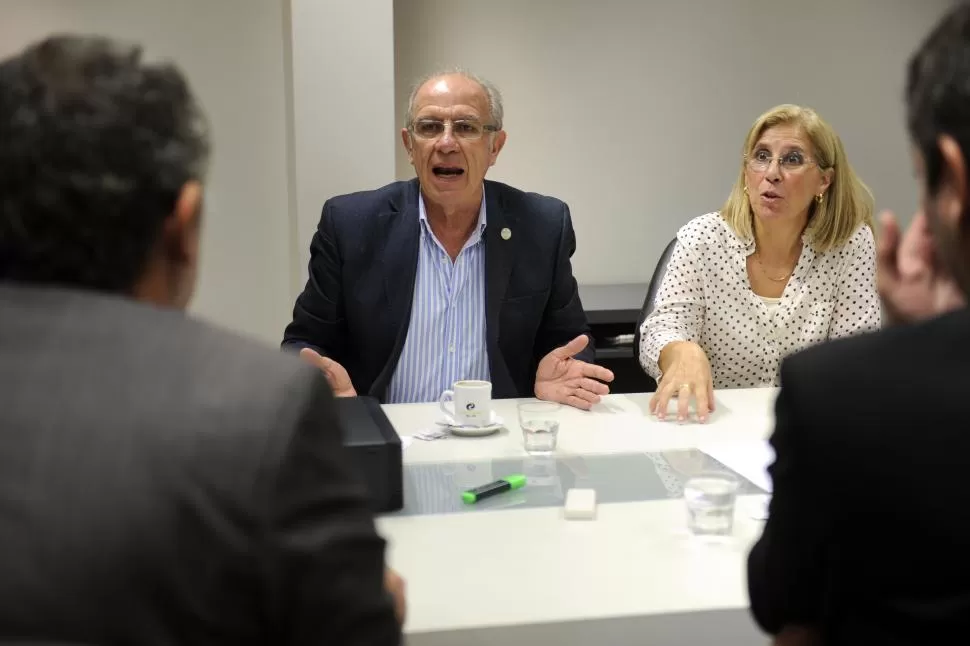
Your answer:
684;471;740;536
517;401;561;455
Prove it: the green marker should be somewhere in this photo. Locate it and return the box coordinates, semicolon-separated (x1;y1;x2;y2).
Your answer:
461;474;527;504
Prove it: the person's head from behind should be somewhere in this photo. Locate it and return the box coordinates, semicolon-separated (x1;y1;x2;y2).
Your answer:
906;3;970;297
722;104;874;251
401;69;506;211
0;34;210;309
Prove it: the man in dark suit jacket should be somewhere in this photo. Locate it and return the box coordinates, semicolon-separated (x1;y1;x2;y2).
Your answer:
0;35;401;645
283;70;613;408
748;5;970;645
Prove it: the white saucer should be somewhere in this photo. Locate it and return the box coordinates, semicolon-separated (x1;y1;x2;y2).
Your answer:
435;411;505;437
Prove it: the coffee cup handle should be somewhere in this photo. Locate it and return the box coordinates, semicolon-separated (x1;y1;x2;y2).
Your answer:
439;390;456;420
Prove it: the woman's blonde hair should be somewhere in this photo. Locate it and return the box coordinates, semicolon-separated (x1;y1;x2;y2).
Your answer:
720;104;874;252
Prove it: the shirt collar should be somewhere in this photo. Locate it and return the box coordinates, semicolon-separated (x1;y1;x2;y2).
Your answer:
418;186;488;246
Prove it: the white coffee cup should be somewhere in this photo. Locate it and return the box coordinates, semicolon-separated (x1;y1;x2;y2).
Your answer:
439;380;492;427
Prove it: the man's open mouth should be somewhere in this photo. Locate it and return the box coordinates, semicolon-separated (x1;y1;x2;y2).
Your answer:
433;166;464;177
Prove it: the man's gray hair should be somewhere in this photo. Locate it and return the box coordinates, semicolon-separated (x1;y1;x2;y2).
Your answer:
403;67;504;130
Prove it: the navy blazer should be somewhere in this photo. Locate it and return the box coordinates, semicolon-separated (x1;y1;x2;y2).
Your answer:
282;178;593;401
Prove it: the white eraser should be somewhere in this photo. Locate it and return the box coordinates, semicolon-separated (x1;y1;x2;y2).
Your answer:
564;488;597;520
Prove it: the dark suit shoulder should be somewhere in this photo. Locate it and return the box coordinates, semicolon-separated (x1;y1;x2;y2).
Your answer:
131;305;325;452
780;307;970;439
322;180;415;223
785;308;970;386
122;294;316;398
486;180;568;223
1;285;323;460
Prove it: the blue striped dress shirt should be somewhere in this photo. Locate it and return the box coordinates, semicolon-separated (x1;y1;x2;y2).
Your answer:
384;192;490;403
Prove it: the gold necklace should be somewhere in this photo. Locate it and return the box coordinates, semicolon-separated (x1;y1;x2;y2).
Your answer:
754;253;797;282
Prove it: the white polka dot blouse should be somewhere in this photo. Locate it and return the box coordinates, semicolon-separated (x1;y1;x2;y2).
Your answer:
639;212;881;388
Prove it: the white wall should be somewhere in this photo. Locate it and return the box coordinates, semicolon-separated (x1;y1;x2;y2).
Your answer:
1;0;295;345
395;0;953;285
1;0;400;343
289;0;397;285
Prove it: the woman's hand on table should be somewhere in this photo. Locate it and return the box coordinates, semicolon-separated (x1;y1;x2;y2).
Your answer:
649;341;715;423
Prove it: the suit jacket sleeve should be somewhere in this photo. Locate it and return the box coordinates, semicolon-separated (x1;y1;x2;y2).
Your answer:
534;204;594;363
262;369;400;646
747;360;832;635
281;201;346;359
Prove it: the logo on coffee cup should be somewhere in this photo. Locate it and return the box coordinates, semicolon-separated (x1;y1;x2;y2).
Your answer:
466;402;476;410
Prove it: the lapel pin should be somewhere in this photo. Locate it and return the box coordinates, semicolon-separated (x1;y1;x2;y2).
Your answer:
501;227;511;240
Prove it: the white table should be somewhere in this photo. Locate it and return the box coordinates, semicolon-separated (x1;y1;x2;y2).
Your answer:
377;388;779;646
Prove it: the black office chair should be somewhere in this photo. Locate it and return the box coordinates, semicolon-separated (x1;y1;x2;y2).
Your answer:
632;237;679;376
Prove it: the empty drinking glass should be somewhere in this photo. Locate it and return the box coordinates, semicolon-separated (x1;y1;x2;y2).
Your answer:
517;401;561;455
684;471;740;536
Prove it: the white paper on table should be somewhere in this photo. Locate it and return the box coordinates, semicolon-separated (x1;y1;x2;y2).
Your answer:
698;439;775;493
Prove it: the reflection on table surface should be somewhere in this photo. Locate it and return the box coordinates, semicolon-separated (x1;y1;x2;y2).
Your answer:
386;449;766;517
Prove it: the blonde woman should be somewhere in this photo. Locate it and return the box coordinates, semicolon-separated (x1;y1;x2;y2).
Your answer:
640;104;880;422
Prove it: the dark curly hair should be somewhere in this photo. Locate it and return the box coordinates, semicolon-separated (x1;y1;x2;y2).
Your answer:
0;34;210;291
906;3;970;199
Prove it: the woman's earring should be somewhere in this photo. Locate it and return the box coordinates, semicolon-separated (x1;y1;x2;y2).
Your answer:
816;193;824;204
743;186;749;195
